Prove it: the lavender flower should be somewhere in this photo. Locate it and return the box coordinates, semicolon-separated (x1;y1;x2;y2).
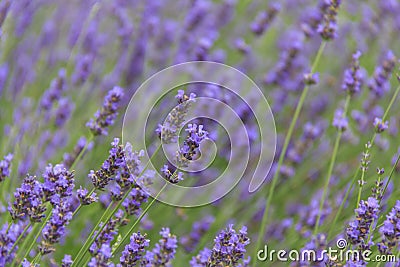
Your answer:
342;51;364;95
346;197;380;250
77;186;98;205
88;243;114;267
191;224;250;266
181;216;214;252
250;3;280;36
62;254;73;267
42;163;75;205
119;232;149;267
0;153;13;183
374;117;389;133
39;200;73;254
89;138;124;190
87;86;124;136
143;228;178;266
333;108;348;131
0;221;24;266
9;175;46;222
175;123;209;167
21;259;38;267
90;210;126;258
377;200;400;254
317;0;341;40
156;90;196;144
39;68;67;111
368;51;397;98
121;186;148;216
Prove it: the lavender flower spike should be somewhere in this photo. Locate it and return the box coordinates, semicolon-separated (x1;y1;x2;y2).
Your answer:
191;224;250;266
377;200;400;254
374;117;389;133
119;232;150;267
156;89;196;144
89;138;125;190
0;153;13;183
39;200;73;254
317;0;341;40
342;51;364;95
87;86;124;136
143;228;178;266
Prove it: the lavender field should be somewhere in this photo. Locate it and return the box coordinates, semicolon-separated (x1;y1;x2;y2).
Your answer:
1;0;400;266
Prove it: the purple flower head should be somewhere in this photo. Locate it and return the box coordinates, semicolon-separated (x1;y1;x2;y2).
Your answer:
42;163;75;205
0;153;13;183
181;215;215;252
87;86;124;136
121;185;148;216
39;68;67;111
304;72;320;85
88;243;114;267
157;89;196;144
342;51;365;95
0;221;24;266
199;224;251;266
62;254;73;267
9;175;46;222
333;109;348;131
373;117;389;133
77;186;98;205
346;197;380;249
54;97;74;127
143;228;178;266
90;138;125;190
174;123;209;169
377;200;400;254
317;0;341;40
250;3;280;36
368;50;397;98
39;200;73;254
120;232;149;267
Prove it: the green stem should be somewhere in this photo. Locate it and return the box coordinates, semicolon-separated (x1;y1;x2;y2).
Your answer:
313;94;351;236
31;252;41;264
327;82;400;240
72;201;115;267
112;183;168;256
21;213;50;263
253;42;326;265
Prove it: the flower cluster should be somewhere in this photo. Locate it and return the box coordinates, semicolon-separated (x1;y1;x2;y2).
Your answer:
142;228;178;266
119;232;149;267
39;200;73;254
317;0;341;40
191;224;250;266
156;90;196;144
377;200;400;255
42;163;75;205
9;175;46;222
87;86;124;136
342;51;364;95
0;153;13;183
180;215;215;253
346;197;380;250
89;138;125;190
